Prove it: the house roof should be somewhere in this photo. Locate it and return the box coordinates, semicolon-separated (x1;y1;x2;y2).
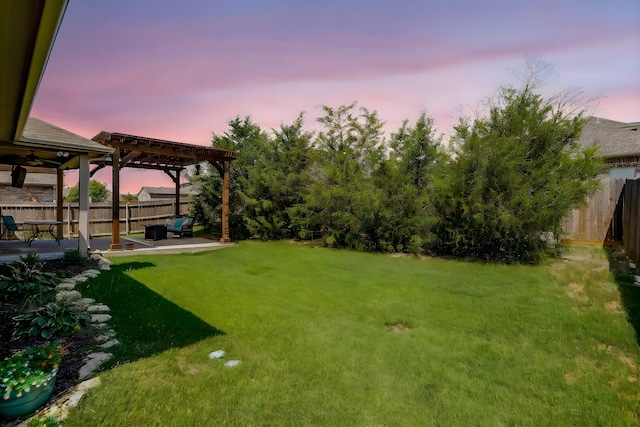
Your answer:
138;186;197;196
0;117;113;169
577;117;640;158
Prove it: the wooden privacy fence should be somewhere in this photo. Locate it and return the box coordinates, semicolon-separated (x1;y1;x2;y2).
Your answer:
562;177;640;266
562;177;626;244
622;179;640;266
0;200;189;238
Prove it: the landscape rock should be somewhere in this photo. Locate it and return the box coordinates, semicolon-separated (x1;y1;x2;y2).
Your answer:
78;352;112;379
87;304;110;313
83;269;101;278
95;329;117;342
91;313;112;323
209;350;225;359
56;290;82;303
99;339;120;349
55;282;75;291
224;360;241;367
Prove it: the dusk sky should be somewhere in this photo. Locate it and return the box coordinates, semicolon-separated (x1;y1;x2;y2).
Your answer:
31;0;640;195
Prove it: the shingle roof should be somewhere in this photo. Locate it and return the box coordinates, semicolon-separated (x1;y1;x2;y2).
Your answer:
19;117;112;156
137;186;198;196
577;117;640;158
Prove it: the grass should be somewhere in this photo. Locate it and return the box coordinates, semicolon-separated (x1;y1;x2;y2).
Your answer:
67;242;639;426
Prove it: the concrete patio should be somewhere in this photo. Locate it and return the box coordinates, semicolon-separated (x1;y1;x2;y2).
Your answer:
0;235;234;264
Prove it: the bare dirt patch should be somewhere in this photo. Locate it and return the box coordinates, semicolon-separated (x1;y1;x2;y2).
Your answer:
566;282;591;304
384;320;412;333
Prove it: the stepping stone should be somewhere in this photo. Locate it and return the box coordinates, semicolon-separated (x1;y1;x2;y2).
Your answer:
209;350;225;359
78;352;112;379
91;313;112;323
55;283;75;291
87;304;110;313
81;297;96;305
56;290;82;303
99;339;120;349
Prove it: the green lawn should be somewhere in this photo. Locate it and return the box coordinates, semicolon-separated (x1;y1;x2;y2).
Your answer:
67;242;640;426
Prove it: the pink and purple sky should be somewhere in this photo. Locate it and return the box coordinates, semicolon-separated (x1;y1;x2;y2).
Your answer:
31;0;640;195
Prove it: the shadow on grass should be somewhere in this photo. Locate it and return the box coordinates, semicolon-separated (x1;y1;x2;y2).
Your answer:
606;248;640;346
76;261;225;367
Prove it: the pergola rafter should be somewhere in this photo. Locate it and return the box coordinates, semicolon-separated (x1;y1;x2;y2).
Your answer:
91;131;235;250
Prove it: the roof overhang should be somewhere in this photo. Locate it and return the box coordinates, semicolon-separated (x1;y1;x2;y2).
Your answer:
0;0;69;144
0;117;113;170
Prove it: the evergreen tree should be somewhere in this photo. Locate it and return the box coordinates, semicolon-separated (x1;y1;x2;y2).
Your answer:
432;83;602;262
304;103;386;249
373;112;443;253
241;114;313;239
190;116;268;237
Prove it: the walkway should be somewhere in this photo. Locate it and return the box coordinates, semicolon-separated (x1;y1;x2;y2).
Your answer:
0;236;234;264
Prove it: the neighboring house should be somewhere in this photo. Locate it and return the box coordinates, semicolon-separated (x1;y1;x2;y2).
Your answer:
0;166;57;203
577;117;640;178
137;185;198;202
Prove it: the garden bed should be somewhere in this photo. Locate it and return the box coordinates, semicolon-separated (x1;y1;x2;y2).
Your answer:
0;257;100;408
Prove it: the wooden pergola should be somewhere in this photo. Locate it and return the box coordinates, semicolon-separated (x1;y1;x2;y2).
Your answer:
91;132;235;250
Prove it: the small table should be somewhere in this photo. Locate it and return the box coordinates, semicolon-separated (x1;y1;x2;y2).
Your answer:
24;220;64;247
145;224;167;241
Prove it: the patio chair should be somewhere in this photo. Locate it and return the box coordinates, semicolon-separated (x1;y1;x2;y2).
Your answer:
1;215;23;240
166;216;194;238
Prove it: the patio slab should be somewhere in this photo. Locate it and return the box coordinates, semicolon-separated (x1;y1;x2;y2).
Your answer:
0;236;235;264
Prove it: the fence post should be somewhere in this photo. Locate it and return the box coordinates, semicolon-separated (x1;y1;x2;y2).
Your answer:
67;204;71;238
126;203;130;234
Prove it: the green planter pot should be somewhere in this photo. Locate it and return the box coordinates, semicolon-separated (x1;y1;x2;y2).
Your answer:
0;373;57;418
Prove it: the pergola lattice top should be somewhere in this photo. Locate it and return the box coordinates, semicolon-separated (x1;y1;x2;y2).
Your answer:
92;131;235;169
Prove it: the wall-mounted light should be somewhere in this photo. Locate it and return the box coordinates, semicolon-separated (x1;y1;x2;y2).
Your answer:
57;151;70;158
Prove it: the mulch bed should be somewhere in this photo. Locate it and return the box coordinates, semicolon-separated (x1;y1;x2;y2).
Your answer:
0;257;102;408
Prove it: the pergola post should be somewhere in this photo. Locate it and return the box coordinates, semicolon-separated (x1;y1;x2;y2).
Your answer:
56;169;64;241
110;148;122;250
220;160;231;243
78;155;90;255
174;175;181;217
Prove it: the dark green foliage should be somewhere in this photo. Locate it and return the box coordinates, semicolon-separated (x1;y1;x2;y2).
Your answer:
241;114;313;239
191;69;602;263
12;300;90;339
0;255;59;300
63;249;85;264
303;103;386;250
372;112;443;253
431;85;602;262
190;116;268;238
65;179;111;202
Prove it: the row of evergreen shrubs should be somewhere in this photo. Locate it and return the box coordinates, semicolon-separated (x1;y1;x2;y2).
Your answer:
190;73;602;263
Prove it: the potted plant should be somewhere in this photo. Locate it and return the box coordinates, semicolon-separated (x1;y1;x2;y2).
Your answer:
0;341;65;418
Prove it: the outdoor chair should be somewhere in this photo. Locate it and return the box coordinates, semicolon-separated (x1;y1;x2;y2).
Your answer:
1;215;23;240
166;216;194;238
